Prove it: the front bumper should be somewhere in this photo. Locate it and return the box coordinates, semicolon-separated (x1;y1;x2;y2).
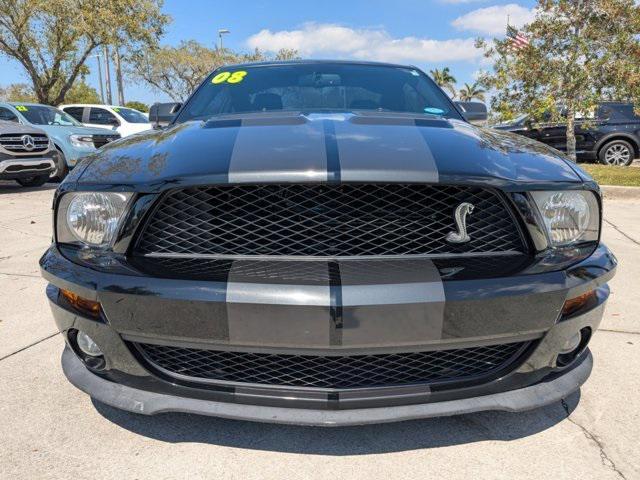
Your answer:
62;345;592;426
41;243;616;423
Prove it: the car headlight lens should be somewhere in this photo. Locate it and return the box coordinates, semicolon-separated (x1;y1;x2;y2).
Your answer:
531;191;599;246
69;134;94;148
57;192;132;246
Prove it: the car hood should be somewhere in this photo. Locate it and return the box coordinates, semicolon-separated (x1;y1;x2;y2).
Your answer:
0;120;48;136
74;112;582;189
38;124;116;137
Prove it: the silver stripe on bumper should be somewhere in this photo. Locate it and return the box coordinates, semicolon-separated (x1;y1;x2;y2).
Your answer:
62;347;592;427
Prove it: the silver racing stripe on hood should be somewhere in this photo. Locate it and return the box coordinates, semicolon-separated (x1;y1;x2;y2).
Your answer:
225;114;440;184
334;116;439;183
227;116;328;183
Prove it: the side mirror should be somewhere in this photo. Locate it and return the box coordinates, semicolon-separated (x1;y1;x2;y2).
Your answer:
149;102;182;129
455;101;488;126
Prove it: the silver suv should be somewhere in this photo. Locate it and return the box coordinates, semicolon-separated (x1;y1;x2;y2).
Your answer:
0;120;54;187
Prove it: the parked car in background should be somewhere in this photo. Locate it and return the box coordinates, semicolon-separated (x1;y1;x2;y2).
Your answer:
0;103;120;181
494;102;640;166
0;120;54;187
60;104;152;138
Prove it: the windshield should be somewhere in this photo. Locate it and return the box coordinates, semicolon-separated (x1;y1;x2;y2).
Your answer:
113;107;149;124
16;105;81;126
176;63;461;122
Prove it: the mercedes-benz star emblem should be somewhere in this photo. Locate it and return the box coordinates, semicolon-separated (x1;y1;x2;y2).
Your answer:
21;135;35;151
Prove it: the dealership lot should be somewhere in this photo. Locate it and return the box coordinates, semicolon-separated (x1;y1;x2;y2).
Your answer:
0;182;638;480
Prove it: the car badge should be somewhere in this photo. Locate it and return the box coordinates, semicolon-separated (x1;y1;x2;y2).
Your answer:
445;202;475;243
21;135;35;151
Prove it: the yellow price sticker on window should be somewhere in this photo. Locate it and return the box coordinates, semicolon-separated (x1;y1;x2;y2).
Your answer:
212;71;248;85
16;105;28;112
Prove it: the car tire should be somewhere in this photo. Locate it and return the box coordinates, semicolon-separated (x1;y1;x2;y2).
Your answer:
16;175;49;187
598;139;635;166
50;148;69;182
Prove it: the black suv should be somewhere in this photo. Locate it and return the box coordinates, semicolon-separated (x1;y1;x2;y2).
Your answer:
495;102;640;166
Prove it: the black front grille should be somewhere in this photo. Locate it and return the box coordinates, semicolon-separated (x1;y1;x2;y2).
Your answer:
92;134;120;148
136;184;525;257
0;134;49;153
135;341;529;389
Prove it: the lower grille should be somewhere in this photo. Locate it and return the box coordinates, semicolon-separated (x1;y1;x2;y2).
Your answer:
135;341;529;390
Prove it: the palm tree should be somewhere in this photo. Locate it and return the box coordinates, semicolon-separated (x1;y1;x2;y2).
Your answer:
458;82;486;102
429;67;457;98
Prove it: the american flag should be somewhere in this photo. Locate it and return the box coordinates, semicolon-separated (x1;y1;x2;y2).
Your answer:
506;25;530;50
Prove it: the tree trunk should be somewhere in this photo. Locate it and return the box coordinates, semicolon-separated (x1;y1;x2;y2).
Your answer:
565;107;577;162
114;49;125;105
104;46;113;105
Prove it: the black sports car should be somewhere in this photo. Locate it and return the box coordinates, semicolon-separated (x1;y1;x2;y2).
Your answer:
494;102;640;166
40;61;616;426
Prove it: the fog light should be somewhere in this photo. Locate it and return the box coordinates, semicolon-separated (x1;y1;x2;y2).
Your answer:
557;327;592;368
76;330;103;357
560;332;581;354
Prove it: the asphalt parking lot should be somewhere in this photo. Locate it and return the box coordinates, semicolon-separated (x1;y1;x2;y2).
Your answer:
0;182;638;480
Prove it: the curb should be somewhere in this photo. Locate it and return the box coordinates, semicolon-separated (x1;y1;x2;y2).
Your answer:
600;185;640;200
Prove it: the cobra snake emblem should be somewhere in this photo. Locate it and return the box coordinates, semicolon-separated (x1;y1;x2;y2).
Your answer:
445;202;475;244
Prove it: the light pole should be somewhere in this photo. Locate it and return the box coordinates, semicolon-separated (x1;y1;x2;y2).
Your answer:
90;54;105;104
218;29;230;50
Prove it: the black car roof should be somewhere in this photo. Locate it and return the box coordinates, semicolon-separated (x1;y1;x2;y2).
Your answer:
221;59;418;70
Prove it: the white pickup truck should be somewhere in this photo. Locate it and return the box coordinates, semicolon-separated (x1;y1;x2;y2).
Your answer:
0;120;55;187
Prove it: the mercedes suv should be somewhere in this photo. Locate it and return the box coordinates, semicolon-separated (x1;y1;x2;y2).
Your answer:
40;61;616;426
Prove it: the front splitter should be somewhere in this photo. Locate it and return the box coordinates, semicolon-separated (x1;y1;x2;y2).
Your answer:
61;347;592;426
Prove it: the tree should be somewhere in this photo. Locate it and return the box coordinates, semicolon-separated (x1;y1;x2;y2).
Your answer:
64;80;101;104
129;41;239;101
478;0;640;160
275;48;301;61
0;83;36;102
129;42;300;101
458;82;486;102
430;67;457;97
0;0;168;105
125;101;149;113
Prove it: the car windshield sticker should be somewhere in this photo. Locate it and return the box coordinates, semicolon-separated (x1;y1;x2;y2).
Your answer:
212;71;248;85
113;107;120;112
424;107;445;115
15;105;28;112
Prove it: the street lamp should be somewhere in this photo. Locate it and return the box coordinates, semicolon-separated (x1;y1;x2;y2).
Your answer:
218;29;230;50
89;54;105;104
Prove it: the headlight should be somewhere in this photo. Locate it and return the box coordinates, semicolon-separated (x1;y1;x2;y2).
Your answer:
531;190;599;247
69;134;94;148
57;192;133;246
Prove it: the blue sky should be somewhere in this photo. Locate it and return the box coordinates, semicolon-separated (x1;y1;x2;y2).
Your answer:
0;0;537;104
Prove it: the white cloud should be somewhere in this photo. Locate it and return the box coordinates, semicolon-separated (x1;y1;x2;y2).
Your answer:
451;4;535;35
246;23;482;63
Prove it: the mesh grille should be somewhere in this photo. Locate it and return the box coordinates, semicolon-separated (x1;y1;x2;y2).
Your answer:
135;341;528;389
136;184;525;257
92;134;120;148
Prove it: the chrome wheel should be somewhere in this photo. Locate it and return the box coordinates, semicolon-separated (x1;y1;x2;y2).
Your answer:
604;143;632;166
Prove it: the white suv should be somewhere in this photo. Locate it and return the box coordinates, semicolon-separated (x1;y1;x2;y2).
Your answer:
59;104;152;138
